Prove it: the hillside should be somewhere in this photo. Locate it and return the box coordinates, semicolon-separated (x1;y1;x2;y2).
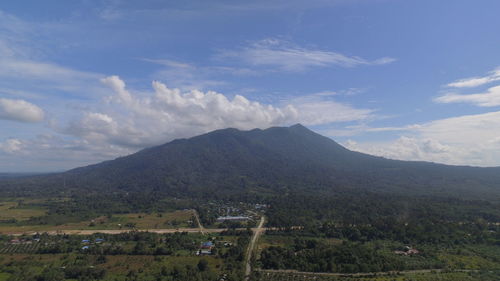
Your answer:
1;124;500;199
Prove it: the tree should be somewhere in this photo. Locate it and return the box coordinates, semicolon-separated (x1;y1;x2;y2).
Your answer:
197;259;209;271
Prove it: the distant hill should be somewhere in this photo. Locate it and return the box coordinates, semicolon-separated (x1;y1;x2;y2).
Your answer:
2;124;500;199
0;172;49;179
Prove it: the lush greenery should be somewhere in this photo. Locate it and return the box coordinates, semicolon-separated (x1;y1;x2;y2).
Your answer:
2;125;500;200
1;125;500;280
0;230;252;281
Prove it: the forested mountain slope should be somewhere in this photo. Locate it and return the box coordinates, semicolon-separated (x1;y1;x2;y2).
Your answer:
2;124;500;199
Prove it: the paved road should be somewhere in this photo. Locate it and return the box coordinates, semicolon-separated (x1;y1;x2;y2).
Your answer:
244;216;265;281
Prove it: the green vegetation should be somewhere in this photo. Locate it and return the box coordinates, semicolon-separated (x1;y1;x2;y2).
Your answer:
0;230;252;280
1;125;500;280
0;196;195;233
0;201;46;222
3;125;500;201
253;270;500;281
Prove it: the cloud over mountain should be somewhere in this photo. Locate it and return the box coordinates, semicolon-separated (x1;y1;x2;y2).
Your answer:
63;76;374;151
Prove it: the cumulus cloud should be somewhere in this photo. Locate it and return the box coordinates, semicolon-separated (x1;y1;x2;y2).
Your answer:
435;85;500;107
65;76;298;148
446;68;500;88
0;98;44;122
344;111;500;166
216;38;395;72
63;76;374;150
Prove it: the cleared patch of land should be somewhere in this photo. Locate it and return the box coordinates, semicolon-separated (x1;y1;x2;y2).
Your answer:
0;209;194;234
0;201;46;221
61;210;194;230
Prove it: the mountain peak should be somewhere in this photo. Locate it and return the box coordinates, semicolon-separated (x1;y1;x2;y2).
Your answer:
289;123;307;129
12;124;500;199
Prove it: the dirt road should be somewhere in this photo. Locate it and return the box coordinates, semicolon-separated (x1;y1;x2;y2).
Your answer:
192;209;205;234
5;225;275;236
256;268;476;277
5;228;225;236
244;216;265;281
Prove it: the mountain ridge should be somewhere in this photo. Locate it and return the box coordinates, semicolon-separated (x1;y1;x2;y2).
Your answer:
1;124;500;199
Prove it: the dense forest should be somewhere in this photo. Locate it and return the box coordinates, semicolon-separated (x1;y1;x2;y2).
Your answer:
2;125;500;201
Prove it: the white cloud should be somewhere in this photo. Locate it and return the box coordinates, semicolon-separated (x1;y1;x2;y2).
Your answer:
289;95;374;125
65;76;298;148
0;98;44;122
446;68;500;88
0;10;105;100
0;139;23;154
436;67;500;107
344;111;500;166
0;58;103;94
435;85;500;107
142;58;259;91
345;137;455;164
216;39;395;72
62;76;374;151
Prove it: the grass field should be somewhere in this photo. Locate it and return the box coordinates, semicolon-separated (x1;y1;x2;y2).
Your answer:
0;209;195;234
59;210;195;230
0;273;10;281
0;201;46;222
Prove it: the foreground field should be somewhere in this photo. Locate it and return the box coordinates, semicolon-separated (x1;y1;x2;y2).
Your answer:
0;230;252;281
0;209;195;234
0;254;223;281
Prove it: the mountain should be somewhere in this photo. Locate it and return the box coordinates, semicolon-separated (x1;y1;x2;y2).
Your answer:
2;124;500;199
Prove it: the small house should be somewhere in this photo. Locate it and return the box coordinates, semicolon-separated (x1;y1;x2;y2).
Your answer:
200;249;212;255
201;241;213;249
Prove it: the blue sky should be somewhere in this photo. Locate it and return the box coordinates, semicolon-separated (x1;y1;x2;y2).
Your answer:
2;0;500;171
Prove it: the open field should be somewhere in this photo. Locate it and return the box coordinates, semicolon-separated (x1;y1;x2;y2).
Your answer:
0;201;46;221
0;209;195;234
59;209;194;230
0;273;9;281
